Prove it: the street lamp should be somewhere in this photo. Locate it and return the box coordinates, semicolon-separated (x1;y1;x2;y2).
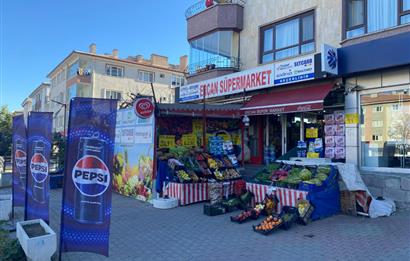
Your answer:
50;99;67;135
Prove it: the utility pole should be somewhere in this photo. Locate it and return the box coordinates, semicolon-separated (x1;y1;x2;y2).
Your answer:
50;99;67;135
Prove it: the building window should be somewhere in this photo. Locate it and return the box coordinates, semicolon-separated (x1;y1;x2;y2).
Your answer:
68;60;79;79
171;74;185;87
105;90;122;100
360;88;410;169
373;105;383;112
106;65;124;77
138;70;155;83
392;104;401;111
372;120;384;127
260;11;315;63
160;73;165;78
189;30;240;74
345;0;410;39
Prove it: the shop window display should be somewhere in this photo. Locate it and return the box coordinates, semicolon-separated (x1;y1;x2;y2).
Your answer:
360;89;410;169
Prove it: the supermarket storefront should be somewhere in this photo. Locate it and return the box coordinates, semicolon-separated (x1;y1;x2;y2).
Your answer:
179;48;345;165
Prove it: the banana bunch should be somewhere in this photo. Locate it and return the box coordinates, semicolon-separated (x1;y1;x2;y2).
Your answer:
177;170;191;182
207;158;218;169
297;200;309;216
214;170;224;180
254;204;265;212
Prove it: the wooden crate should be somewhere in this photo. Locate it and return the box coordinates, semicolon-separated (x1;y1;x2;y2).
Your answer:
340;190;357;216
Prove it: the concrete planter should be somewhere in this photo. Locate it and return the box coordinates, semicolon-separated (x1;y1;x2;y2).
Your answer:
16;219;57;261
0;194;12;220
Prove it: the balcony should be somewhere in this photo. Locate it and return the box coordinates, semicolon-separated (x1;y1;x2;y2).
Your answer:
186;0;244;41
186;56;240;83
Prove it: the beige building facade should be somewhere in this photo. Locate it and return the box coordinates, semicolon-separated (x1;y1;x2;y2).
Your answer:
21;82;51;122
47;44;187;133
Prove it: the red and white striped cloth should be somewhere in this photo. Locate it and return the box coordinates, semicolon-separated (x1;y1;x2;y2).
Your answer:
164;182;209;206
245;183;308;213
164;180;243;206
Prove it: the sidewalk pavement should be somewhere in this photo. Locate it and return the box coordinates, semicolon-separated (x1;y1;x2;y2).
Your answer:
2;188;410;261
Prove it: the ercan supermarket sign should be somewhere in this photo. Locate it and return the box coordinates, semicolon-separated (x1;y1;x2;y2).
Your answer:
179;54;315;102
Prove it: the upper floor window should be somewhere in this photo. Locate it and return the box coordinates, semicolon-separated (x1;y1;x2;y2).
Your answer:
373;105;383;112
106;65;124;77
260;11;315;64
68;61;79;79
189;30;239;74
345;0;410;39
138;70;155;83
171;74;185;87
105;90;122;100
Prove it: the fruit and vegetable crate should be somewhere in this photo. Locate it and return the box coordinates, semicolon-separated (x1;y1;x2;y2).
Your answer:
298;204;314;225
279;206;299;230
230;209;260;224
252;215;283;235
204;203;226;216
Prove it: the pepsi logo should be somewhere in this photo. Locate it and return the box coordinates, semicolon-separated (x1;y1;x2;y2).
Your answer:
72;155;110;197
30;153;48;183
134;98;154;119
15;149;26;170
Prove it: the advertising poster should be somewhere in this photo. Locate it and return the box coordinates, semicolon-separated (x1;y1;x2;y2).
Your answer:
113;105;155;202
60;98;117;257
25;112;53;222
12;114;27;207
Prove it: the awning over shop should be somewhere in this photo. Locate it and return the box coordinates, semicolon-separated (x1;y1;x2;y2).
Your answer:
240;83;334;116
158;103;242;118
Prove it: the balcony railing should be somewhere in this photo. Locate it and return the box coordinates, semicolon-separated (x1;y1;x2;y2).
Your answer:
185;0;246;19
187;56;240;75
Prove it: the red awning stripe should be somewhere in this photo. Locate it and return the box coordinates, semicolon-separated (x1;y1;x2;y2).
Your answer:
241;83;334;115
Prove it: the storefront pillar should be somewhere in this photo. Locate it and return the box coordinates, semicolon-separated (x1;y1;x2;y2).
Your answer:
300;114;304;142
265;115;270;147
281;115;287;153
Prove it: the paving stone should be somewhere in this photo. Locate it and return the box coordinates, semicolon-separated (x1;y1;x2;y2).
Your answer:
1;188;410;261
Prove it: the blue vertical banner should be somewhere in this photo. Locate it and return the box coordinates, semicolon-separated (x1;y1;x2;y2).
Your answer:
25;112;53;222
60;98;117;257
12;114;27;208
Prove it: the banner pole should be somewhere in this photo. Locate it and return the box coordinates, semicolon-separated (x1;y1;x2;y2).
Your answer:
58;101;72;261
24;113;30;221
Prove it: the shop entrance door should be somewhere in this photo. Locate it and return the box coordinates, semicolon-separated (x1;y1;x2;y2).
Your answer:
286;114;301;153
249;116;263;164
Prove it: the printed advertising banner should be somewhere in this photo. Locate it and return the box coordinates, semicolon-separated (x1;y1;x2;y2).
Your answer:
60;98;117;257
25;112;53;222
12;114;27;207
113;104;155;202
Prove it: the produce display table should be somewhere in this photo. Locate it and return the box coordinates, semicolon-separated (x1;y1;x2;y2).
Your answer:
245;183;308;213
164;179;243;206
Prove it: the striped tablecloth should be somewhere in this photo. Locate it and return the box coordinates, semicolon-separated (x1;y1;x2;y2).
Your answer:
164;180;243;206
246;183;308;213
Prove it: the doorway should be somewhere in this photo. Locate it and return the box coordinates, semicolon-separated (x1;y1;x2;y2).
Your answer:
248;116;263;164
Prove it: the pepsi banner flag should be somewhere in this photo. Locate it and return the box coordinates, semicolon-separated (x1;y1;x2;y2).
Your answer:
60;98;117;257
25;112;53;222
12;114;27;208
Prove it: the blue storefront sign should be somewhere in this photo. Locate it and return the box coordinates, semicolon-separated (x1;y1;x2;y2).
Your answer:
60;98;117;257
25;112;53;223
274;55;315;85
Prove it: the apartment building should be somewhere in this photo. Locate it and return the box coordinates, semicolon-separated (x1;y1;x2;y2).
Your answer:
47;44;187;133
181;0;410;205
21;82;51;121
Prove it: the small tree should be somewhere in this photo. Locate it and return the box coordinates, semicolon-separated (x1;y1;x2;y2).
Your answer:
0;106;12;157
52;132;66;169
388;112;410;167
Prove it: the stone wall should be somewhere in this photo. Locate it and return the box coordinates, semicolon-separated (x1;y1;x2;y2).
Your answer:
362;172;410;209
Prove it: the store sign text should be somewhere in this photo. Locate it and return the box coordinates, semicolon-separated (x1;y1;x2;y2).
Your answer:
180;55;315;102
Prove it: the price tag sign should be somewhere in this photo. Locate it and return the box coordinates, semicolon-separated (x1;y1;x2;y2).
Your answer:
306;128;318;138
217;133;231;141
192;119;203;134
345;113;359;124
307;152;319;158
159;135;175;149
232;134;241;145
182;134;197;147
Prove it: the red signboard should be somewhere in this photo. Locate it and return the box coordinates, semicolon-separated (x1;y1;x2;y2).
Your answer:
134;98;155;119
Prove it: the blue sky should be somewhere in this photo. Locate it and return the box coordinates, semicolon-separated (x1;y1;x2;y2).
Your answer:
0;0;193;111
